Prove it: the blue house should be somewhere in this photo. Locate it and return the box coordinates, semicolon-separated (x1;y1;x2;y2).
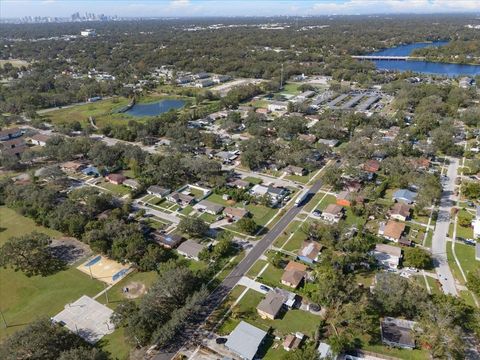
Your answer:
81;166;101;177
392;189;417;204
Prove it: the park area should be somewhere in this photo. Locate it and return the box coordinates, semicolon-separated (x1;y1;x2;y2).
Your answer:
0;207;104;339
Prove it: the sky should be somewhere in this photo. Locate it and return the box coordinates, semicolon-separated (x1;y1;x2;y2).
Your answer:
1;0;480;18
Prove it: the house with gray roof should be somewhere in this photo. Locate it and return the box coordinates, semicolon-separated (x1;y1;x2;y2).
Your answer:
177;240;206;261
193;200;224;215
257;291;284;320
147;185;171;198
225;321;267;360
392;189;417;204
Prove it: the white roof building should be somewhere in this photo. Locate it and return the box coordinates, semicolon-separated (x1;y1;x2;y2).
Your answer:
225;321;267;360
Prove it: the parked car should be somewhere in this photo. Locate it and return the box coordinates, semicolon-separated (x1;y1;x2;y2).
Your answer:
216;337;227;344
259;285;270;292
312;209;322;217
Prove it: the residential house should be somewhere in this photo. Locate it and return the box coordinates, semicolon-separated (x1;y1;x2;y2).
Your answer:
152;232;184;249
213;74;231;83
228;179;251;189
393;189;417;204
298;133;317;143
123;179;140;190
297;240;322;264
283;333;304;351
0;127;22;141
318;139;339;148
215;150;239;163
195;79;214;88
194;200;224;215
281;261;307;289
29;133;51;146
459;77;475;88
363;159;380;173
283;165;307;176
224;207;249;220
410;157;430;171
256;291;285;320
105;173;126;185
0;138;27;157
250;184;287;206
373;243;402;269
380;220;406;243
81;166;101;177
177;240;205;261
318;342;335;359
147;185;171;198
167;192;195;206
225;321;267;360
267;101;288;112
336;191;352;207
472;206;480;238
381;317;417;349
321;204;344;223
389;203;411;222
345;180;362;193
61;161;86;173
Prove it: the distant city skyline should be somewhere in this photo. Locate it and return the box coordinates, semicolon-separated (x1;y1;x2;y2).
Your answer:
1;0;480;19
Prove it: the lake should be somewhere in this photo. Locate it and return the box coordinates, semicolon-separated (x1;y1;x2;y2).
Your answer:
125;99;185;117
367;41;480;77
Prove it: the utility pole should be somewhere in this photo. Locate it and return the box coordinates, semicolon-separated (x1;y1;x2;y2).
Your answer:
280;63;284;90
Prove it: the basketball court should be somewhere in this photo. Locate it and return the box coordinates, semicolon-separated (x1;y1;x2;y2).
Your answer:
52;295;114;344
77;255;130;285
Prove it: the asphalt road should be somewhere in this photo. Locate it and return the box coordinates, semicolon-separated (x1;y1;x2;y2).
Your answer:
152;179;323;359
431;157;459;296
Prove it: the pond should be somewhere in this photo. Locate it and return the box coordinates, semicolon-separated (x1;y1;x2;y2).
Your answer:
125;99;185;117
367;41;480;77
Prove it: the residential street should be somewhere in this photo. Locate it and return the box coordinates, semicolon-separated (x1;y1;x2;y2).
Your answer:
153;179;323;359
431;157;459;296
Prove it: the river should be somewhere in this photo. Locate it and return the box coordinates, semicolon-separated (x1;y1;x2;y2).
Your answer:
368;41;480;77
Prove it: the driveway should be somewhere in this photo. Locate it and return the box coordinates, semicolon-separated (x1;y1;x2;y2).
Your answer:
431;157;458;296
132;203;180;225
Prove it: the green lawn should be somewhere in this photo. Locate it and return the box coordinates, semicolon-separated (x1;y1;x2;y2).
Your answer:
246;204;278;227
303;191;329;212
0;207;104;340
316;194;337;211
453;243;478;275
446;245;466;285
255;264;284;288
0;206;63;245
246;260;268;278
342;207;367;227
205;193;234;207
98;327;131;360
98;180;131;196
243;176;263;185
282;83;301;95
273;220;302;248
219;289;321;339
283;227;308;252
363;344;429;360
97;271;158;309
285;173;315;184
0;267;104;340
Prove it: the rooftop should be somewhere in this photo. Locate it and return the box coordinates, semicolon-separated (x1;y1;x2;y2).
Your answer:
225;321;267;360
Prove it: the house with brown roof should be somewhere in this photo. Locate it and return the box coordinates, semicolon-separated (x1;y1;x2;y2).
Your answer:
152;232;184;249
106;173;126;185
298;134;317;143
29;133;51;146
60;161;86;173
321;204;344;223
283;165;307;177
281;261;307;289
0;138;27;157
297;240;322;264
283;333;304;351
224;207;249;220
256;291;285;320
364;159;380;173
380;220;406;243
389;203;411;222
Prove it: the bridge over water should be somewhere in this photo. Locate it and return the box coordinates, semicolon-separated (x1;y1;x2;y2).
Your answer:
352;55;425;61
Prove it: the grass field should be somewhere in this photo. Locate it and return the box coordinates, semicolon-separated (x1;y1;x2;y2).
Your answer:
42;94;191;129
0;206;62;245
0;59;29;68
243;176;263;185
0;207;104;340
246;203;278;226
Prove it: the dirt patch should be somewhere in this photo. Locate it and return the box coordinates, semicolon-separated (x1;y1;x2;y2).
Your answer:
122;281;147;299
226;200;237;206
49;237;91;265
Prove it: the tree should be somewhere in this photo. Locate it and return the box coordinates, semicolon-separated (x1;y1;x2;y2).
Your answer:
177;216;209;237
237;218;258;235
0;232;65;277
403;247;433;269
58;348;108;360
462;181;480;200
0;318;93;360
